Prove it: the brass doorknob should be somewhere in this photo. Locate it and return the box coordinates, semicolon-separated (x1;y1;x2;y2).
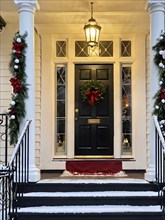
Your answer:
75;109;79;113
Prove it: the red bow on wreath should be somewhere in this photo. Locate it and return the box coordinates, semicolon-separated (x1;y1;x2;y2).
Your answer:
86;89;100;106
160;89;165;99
10;77;22;93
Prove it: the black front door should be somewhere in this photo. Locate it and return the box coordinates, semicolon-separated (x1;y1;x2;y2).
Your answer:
75;64;114;156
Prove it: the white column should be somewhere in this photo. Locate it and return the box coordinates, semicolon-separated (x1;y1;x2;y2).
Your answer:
13;0;40;182
145;1;165;182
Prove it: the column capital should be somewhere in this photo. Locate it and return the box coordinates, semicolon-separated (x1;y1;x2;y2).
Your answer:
13;0;40;14
147;0;165;13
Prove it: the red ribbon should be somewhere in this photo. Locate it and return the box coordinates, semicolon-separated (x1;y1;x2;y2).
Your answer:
15;49;21;57
160;89;165;99
86;89;100;106
8;107;16;115
13;42;23;57
13;42;24;50
10;77;22;93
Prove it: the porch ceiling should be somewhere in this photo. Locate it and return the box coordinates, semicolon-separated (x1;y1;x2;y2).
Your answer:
1;0;149;34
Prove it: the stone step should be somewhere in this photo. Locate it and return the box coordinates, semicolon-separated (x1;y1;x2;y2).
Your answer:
13;179;163;220
14;205;163;220
17;179;158;193
17;191;160;207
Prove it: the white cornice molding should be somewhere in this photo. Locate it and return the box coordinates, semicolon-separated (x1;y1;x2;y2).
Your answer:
13;0;40;13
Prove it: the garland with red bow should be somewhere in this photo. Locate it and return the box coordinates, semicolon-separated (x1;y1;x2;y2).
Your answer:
81;80;105;106
153;32;165;137
8;32;28;145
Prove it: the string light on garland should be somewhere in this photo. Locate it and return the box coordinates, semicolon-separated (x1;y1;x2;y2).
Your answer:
8;32;28;145
153;32;165;137
80;80;105;106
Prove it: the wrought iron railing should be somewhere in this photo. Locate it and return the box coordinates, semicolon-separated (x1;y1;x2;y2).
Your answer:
0;120;31;220
153;116;165;212
0;114;8;165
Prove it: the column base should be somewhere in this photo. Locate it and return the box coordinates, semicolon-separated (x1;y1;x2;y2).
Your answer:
29;165;40;182
145;164;155;182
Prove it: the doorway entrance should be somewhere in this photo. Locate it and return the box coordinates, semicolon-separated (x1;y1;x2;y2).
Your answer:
75;64;114;157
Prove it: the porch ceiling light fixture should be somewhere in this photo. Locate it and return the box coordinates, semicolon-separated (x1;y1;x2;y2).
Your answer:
0;16;6;32
84;2;101;47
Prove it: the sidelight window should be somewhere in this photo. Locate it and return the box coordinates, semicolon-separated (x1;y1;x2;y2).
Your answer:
55;65;66;155
121;65;132;156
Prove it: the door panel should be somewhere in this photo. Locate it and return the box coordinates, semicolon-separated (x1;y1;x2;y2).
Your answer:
79;125;92;148
75;64;114;156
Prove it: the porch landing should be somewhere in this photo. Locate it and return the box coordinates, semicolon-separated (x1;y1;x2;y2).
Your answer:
41;170;145;180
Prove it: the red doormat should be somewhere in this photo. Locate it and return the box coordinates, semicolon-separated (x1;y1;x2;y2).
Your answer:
66;161;122;175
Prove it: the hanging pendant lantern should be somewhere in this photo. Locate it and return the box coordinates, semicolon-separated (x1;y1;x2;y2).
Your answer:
84;2;101;47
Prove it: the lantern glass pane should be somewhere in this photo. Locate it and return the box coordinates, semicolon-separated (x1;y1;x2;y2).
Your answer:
85;28;90;42
90;27;96;41
95;29;99;42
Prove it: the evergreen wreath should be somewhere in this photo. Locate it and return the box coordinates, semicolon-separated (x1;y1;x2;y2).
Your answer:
153;32;165;137
80;80;105;106
8;32;28;145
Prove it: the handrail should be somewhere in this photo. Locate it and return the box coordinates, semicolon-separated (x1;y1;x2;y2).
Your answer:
8;120;31;167
0;120;31;220
153;115;165;149
153;115;165;213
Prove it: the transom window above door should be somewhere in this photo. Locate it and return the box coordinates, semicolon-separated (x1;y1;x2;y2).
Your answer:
74;40;132;58
55;39;132;58
75;41;113;57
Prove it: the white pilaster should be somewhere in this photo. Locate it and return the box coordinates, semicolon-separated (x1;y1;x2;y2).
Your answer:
13;0;40;182
145;1;165;182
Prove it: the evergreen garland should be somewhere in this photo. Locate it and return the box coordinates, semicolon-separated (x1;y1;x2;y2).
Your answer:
153;32;165;137
8;32;28;145
80;80;105;106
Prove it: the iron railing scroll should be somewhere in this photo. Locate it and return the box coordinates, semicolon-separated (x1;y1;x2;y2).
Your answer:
0;120;31;220
0;114;8;166
153;116;165;213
